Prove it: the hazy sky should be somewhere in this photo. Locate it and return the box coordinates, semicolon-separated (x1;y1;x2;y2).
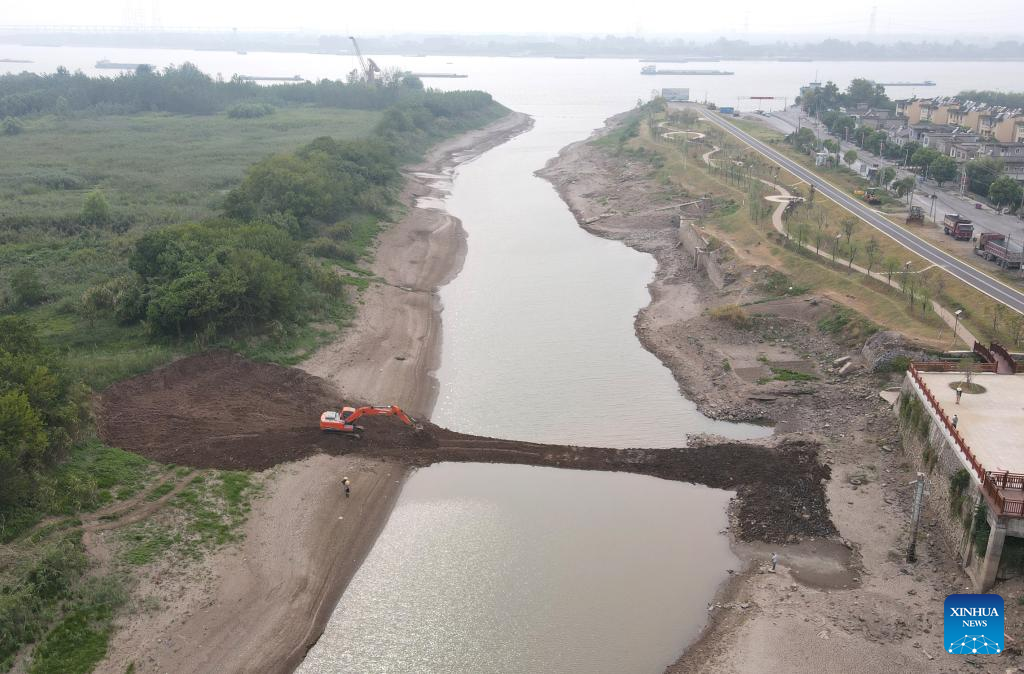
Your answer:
2;0;1020;37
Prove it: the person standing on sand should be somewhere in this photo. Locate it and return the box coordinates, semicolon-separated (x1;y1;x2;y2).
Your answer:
955;386;963;404
343;477;351;498
951;414;958;429
771;552;778;571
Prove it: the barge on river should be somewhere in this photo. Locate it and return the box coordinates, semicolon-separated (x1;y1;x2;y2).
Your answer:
641;65;733;75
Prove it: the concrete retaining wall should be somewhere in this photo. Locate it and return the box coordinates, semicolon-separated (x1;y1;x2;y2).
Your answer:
897;376;1019;585
897;378;978;565
677;220;731;289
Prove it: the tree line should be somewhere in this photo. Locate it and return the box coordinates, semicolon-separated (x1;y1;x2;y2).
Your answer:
0;62;487;118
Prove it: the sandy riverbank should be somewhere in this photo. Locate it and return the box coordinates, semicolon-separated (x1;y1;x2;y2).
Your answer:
300;111;534;418
537;112;1013;672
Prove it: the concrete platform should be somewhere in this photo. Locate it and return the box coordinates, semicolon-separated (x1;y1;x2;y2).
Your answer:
918;372;1024;474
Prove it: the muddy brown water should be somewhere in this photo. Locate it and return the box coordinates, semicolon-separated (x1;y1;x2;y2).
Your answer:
298;463;736;674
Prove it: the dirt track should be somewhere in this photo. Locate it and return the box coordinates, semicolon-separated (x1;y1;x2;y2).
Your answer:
96;350;834;544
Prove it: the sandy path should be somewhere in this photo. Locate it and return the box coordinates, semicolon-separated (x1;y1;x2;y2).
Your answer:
300;111;533;418
98;455;407;674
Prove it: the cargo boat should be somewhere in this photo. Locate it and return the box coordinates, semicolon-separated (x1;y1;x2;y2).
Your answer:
641;65;733;75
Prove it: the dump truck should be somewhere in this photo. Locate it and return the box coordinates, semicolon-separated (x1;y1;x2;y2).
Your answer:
942;213;974;240
975;232;1024;269
906;205;925;225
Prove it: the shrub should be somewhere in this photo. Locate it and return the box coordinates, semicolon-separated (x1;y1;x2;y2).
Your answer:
10;267;49;307
80;190;111;227
2;116;24;135
309;238;359;262
227;102;275;119
709;304;750;328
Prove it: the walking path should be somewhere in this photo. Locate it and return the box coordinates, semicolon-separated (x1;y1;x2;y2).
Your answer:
661;122;981;347
692;108;1024;316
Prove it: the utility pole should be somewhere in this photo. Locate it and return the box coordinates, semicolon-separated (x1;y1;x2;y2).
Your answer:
907;472;926;563
959;167;967;198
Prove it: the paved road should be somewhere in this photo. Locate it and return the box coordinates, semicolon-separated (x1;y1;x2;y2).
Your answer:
697;107;1024;315
767;108;1024;241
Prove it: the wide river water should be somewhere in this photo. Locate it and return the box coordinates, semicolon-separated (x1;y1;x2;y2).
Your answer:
4;47;1018;672
298;462;736;674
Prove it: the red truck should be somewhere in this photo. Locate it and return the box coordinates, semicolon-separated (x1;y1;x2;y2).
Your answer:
975;232;1024;269
943;213;974;241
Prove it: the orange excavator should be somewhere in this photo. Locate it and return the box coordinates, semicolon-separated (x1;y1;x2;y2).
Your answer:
320;404;416;436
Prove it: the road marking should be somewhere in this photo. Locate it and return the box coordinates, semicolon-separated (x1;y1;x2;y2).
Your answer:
699;108;1024;316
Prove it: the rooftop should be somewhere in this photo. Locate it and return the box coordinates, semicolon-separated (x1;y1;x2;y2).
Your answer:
917;371;1024;474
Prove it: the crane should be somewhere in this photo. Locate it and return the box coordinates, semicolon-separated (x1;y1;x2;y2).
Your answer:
348;36;381;84
320;404;416;435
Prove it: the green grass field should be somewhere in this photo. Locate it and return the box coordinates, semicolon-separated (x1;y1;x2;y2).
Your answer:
0;107;380;227
0;107;382;387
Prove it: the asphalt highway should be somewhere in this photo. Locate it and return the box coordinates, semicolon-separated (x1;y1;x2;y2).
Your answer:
700;108;1024;315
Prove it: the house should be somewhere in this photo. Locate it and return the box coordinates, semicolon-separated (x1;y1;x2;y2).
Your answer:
857;108;897;130
920;128;979;156
950;139;1024;183
992;110;1024;143
661;88;689;102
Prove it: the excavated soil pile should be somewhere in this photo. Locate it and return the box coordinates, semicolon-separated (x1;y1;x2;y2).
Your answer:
97;351;834;543
95;351;437;470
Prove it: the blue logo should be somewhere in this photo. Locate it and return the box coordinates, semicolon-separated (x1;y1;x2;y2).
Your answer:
944;594;1004;654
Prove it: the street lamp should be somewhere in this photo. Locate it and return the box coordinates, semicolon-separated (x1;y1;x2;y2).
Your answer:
952;308;963;349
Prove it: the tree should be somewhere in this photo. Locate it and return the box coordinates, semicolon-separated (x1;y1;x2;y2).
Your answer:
786;127;817;153
54;95;70;119
81;190;111;227
1;116;23;135
929;156;957;187
882;166;897;186
10;268;47;308
0;316;87;508
814;227;829;255
865;237;881;275
885;258;899;287
845;78;890;109
895;176;917;204
965;156;1004;197
911;147;940;172
847;240;858;270
795;222;809;247
960;355;978;387
844;149;858;166
989;175;1023;211
841;217;857;246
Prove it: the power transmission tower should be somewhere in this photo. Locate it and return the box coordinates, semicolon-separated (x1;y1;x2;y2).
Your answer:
868;6;877;37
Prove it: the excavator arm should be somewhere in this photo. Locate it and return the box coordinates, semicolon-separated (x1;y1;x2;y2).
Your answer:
345;405;414;425
320;404;415;434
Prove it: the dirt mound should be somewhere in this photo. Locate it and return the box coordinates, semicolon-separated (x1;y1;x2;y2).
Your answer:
96;352;834;543
95;351;435;470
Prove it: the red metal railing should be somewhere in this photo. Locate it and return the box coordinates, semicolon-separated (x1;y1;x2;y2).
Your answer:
910;361;996;373
990;342;1018;374
988;471;1024;491
908;363;1023;518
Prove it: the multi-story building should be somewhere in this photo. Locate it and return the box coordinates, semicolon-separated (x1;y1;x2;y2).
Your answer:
950;139;1024;183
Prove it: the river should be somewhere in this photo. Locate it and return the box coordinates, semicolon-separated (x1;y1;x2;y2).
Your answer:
3;47;1016;672
298;462;736;674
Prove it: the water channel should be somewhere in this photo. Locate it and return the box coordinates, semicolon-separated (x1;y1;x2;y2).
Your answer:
298;463;736;674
